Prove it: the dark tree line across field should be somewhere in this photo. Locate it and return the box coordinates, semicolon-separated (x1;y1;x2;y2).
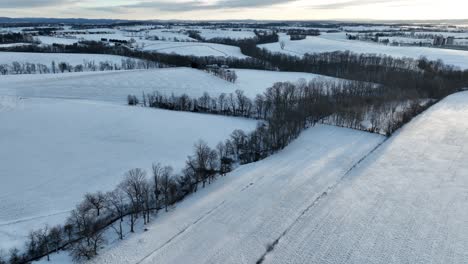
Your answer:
0;58;161;75
133;78;432;136
0;33;36;44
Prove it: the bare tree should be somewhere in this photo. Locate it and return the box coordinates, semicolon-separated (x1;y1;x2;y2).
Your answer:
84;191;106;217
105;189;126;240
70;230;106;262
160;166;173;212
48;225;63;254
119;168;147;233
152;163;163;210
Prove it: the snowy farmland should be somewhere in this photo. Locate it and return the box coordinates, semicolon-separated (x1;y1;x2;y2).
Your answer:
87;125;385;264
0;51;138;67
0;97;257;250
84;91;468;264
32;31;247;58
140;41;247;58
259;33;468;69
264;91;468;264
198;29;257;40
0;67;338;101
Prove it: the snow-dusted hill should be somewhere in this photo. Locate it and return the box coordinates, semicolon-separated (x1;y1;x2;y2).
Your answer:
87;125;385;264
264;91;468;264
0;97;257;250
0;68;338;101
83;92;468;264
259;33;468;69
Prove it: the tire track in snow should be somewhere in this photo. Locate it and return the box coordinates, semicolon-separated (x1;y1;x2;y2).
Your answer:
135;200;226;264
255;136;389;264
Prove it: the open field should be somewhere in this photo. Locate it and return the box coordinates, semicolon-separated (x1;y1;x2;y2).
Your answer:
0;97;257;250
265;91;468;264
0;67;339;101
85;125;385;264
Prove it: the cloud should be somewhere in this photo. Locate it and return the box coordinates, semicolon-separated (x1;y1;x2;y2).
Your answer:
91;0;297;13
0;0;76;8
307;0;406;9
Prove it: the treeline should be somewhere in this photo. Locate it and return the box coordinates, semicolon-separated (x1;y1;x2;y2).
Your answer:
0;58;161;75
5;118;301;263
3;28;467;102
0;33;35;44
253;50;468;99
133;78;432;136
0;41;273;71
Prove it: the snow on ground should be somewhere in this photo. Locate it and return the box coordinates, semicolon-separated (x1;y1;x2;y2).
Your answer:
198;29;257;40
33;31;246;58
0;51;136;66
259;33;468;69
263;91;468;264
0;97;257;250
145;29;195;41
36;36;80;45
0;43;33;48
0;68;338;101
141;41;248;58
87;125;384;264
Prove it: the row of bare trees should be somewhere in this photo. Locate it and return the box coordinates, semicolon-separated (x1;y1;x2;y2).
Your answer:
0;58;161;75
6;126;270;263
134;78;433;136
137;89;253;118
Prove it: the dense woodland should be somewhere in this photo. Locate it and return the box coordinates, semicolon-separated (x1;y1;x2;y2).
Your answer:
2;28;468;264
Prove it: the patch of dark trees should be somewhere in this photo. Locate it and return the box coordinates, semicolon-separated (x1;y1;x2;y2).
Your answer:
134;78;432;136
0;33;35;44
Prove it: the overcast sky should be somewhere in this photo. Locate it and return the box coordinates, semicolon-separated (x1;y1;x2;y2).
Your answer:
0;0;466;20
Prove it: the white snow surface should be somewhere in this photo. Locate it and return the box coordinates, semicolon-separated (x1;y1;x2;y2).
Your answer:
140;41;248;58
264;91;468;264
88;125;385;264
0;97;257;250
0;68;338;101
0;51;135;66
198;29;257;40
260;33;468;69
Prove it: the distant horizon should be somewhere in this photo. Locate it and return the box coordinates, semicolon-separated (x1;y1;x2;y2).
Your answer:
1;16;467;24
0;0;466;22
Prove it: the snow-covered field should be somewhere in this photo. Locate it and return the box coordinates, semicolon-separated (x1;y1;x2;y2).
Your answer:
0;97;257;250
81;91;468;264
0;51;136;66
0;67;338;101
260;33;468;69
198;29;256;40
87;125;384;264
140;41;247;58
33;31;247;58
264;91;468;264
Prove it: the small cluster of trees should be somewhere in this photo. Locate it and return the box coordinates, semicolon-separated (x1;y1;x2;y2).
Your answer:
0;58;161;75
137;89;254;118
205;67;238;83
